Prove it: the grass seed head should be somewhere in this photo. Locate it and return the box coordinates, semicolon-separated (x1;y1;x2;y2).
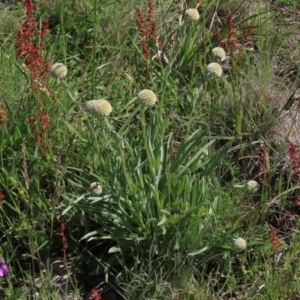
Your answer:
138;89;157;106
50;63;68;78
233;237;246;252
212;47;227;61
207;62;222;76
89;182;103;196
186;9;200;21
85;99;112;116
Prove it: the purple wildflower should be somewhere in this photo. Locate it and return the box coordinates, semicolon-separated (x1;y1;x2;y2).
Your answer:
0;259;8;277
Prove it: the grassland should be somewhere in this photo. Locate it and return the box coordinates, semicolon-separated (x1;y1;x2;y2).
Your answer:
1;0;300;299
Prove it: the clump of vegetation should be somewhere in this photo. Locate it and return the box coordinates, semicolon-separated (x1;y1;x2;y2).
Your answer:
1;0;300;299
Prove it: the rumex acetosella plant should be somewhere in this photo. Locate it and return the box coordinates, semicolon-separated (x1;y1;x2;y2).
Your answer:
16;0;50;88
16;0;56;156
135;0;163;59
214;11;253;71
0;102;9;127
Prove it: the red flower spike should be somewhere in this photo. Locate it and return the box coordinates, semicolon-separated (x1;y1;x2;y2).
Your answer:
269;227;280;251
28;115;35;125
24;0;35;15
281;211;291;221
0;188;5;204
289;142;300;170
288;142;300;185
214;11;253;69
59;216;68;253
16;0;50;87
90;289;102;300
135;0;163;58
242;25;253;48
260;144;270;187
17;1;54;156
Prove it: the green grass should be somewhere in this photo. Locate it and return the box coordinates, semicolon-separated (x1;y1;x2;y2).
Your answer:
1;0;300;299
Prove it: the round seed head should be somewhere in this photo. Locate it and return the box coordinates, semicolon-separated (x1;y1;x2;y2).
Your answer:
50;63;68;79
212;47;227;61
186;8;200;21
233;237;246;252
18;189;25;196
85;99;112;116
89;182;103;196
246;180;259;193
206;62;222;76
138;89;157;107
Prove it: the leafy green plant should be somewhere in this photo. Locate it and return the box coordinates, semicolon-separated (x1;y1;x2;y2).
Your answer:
1;0;300;299
60;102;240;281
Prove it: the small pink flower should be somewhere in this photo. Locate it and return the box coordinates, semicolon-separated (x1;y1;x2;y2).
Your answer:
0;259;8;277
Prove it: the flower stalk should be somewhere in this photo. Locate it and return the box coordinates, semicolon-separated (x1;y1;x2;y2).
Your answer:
59;216;68;254
135;0;163;58
260;144;270;187
16;0;50;88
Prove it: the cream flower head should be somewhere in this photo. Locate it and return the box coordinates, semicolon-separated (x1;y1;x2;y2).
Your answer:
186;8;200;21
89;182;103;196
212;47;227;61
138;89;157;107
50;63;68;79
246;180;259;193
85;99;112;116
233;237;246;252
206;62;222;76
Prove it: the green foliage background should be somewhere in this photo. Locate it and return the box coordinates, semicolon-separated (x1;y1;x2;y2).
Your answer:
1;0;300;299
